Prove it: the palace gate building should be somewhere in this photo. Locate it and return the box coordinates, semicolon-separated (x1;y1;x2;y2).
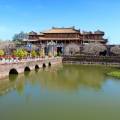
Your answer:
24;27;108;55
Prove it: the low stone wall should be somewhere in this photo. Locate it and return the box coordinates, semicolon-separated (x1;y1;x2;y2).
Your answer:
63;55;120;67
0;57;62;80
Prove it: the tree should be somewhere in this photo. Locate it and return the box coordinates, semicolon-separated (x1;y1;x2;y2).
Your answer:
82;43;106;55
48;51;52;57
39;48;45;57
110;46;120;55
31;50;37;58
64;43;80;55
13;49;28;59
0;50;4;56
12;32;28;42
0;41;16;54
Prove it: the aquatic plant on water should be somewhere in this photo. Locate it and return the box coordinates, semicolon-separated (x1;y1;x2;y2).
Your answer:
107;71;120;78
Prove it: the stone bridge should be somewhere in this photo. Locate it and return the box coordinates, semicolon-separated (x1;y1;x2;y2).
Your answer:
0;57;62;79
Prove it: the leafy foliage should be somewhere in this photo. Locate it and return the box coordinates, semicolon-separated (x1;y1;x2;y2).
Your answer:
0;50;4;56
110;46;120;55
64;43;80;55
13;32;28;42
13;49;28;58
82;43;106;55
39;48;45;57
48;51;52;57
31;50;37;58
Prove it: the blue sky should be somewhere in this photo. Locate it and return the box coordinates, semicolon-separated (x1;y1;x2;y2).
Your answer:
0;0;120;44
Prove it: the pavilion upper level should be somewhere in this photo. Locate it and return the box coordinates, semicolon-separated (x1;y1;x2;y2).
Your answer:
26;27;108;44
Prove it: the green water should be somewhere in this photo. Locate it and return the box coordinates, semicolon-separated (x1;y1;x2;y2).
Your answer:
0;64;120;120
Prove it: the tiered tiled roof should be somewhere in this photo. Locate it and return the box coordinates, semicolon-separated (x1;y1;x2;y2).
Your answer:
29;31;37;35
43;27;80;33
82;31;93;35
39;37;80;40
94;30;104;35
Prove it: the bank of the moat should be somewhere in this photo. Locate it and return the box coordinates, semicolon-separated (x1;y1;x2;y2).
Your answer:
63;55;120;67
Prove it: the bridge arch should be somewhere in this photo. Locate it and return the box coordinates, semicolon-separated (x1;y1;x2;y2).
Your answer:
24;66;31;72
9;68;18;75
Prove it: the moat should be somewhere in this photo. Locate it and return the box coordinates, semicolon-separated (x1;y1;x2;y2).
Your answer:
0;64;120;120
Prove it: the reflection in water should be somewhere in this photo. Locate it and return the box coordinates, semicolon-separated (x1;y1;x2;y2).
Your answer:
9;74;18;82
24;71;30;77
35;69;39;73
0;64;117;96
16;77;25;96
34;65;108;91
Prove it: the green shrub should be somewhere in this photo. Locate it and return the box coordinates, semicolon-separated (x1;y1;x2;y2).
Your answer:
13;49;28;59
0;50;4;56
31;50;37;58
